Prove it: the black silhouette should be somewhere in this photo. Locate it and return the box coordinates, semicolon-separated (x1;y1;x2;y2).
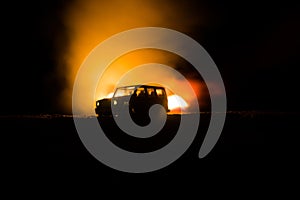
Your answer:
95;85;169;124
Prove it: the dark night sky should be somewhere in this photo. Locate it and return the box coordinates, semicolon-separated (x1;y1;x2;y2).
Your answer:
1;0;299;114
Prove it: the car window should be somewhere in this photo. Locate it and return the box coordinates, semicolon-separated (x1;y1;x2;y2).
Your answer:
156;88;165;97
114;86;135;97
135;87;146;97
147;88;155;97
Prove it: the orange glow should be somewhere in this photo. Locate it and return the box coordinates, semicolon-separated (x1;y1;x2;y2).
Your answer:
105;92;114;99
95;49;183;102
58;0;206;114
168;95;188;111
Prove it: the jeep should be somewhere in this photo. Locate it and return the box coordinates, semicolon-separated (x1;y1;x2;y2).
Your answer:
95;85;169;119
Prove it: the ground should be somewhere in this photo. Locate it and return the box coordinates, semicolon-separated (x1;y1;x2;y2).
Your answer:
2;112;298;191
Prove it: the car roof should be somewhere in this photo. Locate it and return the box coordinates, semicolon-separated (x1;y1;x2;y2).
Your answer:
116;85;166;90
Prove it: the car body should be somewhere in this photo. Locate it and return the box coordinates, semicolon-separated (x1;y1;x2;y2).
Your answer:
95;85;169;118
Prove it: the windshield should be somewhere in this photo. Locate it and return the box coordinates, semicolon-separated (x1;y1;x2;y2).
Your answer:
113;86;135;97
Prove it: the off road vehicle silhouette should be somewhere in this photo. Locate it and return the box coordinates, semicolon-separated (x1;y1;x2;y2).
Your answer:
95;85;169;123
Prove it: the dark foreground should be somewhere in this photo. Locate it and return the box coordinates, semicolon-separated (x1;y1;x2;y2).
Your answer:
2;112;299;191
